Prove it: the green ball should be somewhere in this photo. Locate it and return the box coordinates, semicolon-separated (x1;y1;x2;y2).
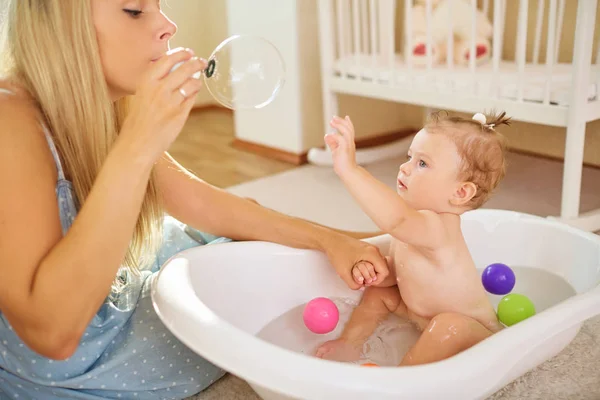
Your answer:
497;293;536;326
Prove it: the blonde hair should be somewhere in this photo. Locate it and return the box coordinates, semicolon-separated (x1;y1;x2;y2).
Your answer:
425;110;510;209
0;1;164;284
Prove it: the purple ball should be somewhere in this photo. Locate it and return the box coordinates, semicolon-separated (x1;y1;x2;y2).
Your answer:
482;263;515;295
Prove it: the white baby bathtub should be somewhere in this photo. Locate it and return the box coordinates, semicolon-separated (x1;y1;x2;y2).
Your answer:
151;209;600;400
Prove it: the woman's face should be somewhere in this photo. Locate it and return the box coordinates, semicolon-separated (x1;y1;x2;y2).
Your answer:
92;0;177;100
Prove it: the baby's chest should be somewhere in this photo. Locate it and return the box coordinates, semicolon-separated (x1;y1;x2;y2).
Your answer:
390;241;433;276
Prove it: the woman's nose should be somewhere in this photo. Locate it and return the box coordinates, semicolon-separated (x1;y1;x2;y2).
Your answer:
157;13;177;42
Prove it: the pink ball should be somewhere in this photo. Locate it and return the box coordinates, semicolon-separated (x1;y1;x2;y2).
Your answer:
303;297;339;334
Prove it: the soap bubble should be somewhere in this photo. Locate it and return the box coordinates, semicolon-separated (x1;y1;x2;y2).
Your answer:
172;35;285;110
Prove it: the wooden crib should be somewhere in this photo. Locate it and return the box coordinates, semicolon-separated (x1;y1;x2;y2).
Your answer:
308;0;600;232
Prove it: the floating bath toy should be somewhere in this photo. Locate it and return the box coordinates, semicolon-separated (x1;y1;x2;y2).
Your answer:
303;297;339;334
497;293;536;326
482;263;535;325
482;263;516;295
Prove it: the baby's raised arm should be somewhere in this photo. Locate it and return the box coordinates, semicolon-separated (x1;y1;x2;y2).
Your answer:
325;116;448;249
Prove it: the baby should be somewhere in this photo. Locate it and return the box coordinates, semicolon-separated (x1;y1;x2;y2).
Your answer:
315;111;510;366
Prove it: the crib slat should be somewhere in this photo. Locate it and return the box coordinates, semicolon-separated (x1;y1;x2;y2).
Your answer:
369;0;377;79
469;0;477;75
533;0;545;64
387;0;396;87
544;0;557;104
336;0;346;78
499;0;507;58
377;0;388;66
555;0;565;63
492;0;504;98
352;0;360;67
447;0;454;70
426;0;433;71
516;0;529;102
361;0;368;54
404;0;413;74
378;0;389;73
344;0;352;60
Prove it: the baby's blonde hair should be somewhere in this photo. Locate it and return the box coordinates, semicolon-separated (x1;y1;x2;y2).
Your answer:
425;110;510;209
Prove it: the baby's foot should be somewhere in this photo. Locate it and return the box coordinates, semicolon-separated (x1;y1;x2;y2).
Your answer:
315;339;362;362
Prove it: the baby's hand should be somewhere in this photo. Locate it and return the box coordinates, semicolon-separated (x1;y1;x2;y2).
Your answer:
325;116;357;175
351;260;387;287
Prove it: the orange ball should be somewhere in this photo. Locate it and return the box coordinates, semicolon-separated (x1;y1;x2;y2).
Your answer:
361;363;379;367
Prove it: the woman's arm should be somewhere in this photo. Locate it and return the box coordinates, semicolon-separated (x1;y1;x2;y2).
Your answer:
0;102;157;360
155;153;389;286
156;153;380;244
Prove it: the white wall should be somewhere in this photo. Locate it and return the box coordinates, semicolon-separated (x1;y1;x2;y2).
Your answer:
163;0;228;107
225;0;305;153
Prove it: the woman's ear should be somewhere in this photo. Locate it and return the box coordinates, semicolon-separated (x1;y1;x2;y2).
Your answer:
450;181;477;207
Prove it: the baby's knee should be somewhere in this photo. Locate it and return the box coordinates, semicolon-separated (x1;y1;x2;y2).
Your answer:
362;286;401;311
428;312;471;332
427;313;493;345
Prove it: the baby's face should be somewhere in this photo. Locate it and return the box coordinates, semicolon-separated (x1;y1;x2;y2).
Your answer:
396;129;463;212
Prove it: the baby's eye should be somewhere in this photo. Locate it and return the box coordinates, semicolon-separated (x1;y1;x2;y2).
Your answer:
419;160;427;167
406;154;412;160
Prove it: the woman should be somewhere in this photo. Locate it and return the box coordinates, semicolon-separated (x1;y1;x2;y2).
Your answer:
0;1;388;398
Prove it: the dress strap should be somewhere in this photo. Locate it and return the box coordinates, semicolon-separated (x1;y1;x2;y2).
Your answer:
41;124;66;181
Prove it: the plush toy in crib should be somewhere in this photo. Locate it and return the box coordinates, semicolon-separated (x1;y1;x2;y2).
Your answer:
410;0;493;67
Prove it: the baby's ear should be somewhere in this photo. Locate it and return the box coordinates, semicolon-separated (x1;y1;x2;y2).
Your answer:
450;181;477;207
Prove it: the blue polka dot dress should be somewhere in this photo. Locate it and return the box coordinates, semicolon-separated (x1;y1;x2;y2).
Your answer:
0;118;231;399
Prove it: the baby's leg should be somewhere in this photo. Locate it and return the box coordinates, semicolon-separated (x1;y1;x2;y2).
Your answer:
400;312;494;366
315;286;403;362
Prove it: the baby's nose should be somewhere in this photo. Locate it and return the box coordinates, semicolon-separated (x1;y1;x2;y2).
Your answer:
400;162;411;175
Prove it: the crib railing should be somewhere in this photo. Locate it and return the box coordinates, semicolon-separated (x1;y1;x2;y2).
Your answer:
322;0;597;106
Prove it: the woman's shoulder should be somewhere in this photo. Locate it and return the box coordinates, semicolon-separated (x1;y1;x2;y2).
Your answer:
0;79;56;172
0;79;49;138
0;79;43;125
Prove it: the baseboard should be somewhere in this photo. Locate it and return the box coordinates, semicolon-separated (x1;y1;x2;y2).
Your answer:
509;148;600;170
232;128;418;165
353;128;418;149
231;139;309;165
191;104;233;113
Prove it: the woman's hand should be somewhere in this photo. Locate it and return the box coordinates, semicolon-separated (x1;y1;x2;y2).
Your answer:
323;235;389;290
119;47;207;162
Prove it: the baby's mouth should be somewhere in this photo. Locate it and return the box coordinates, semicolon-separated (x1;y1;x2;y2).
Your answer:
398;179;407;190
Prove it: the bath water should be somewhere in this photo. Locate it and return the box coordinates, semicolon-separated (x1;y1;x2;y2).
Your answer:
256;297;421;366
256;267;576;366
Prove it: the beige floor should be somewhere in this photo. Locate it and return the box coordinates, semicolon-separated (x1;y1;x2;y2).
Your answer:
168;109;294;188
172;110;600;400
